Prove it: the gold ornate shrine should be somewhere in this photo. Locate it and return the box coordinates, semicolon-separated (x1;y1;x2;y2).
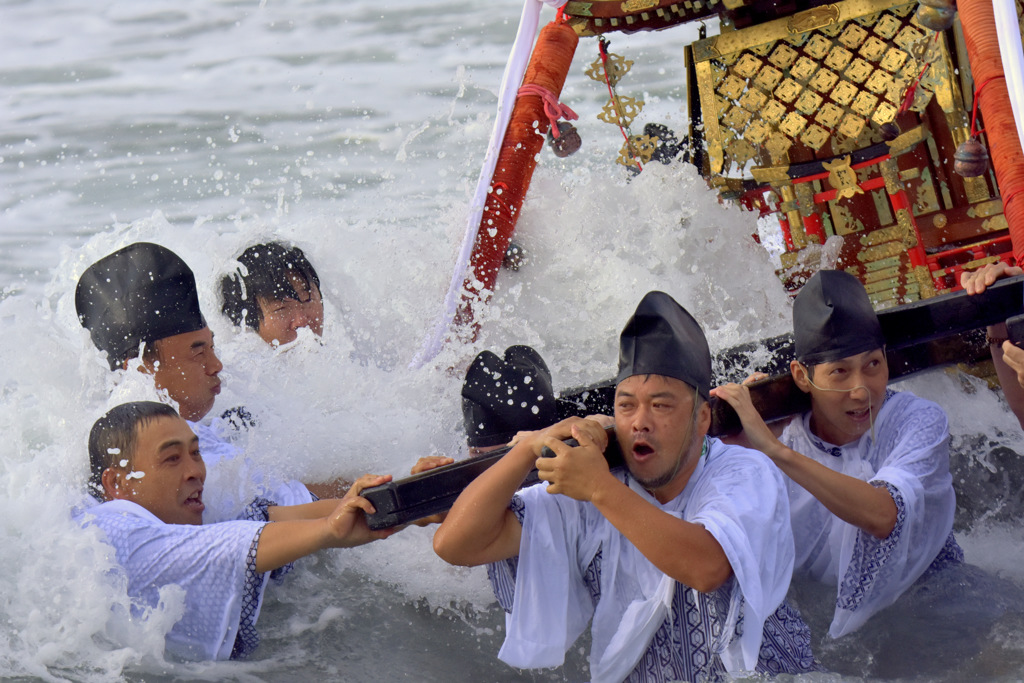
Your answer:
687;0;1012;306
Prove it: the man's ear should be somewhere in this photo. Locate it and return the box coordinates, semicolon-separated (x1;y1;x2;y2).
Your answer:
697;398;712;435
791;360;812;394
133;340;162;375
122;356;155;376
101;467;126;501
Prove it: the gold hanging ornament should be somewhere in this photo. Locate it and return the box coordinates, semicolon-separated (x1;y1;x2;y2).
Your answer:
585;52;633;87
822;156;864;200
598;95;645;129
617;134;659;168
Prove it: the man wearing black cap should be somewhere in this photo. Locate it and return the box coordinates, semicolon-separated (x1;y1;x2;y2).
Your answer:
76;242;224;422
77;242;315;521
713;270;959;639
434;292;818;681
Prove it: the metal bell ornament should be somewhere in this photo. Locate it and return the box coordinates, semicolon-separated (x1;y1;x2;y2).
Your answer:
547;121;582;158
502;241;525;271
915;0;956;32
953;137;989;177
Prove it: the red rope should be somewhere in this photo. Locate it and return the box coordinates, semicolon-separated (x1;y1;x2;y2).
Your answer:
970;75;1005;137
1004;186;1024;208
517;84;578;138
597;38;641;170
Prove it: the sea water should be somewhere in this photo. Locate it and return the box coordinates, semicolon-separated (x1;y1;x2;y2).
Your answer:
3;1;1024;681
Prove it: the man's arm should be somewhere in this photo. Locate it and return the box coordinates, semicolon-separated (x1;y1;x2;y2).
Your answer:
993;337;1024;429
431;442;532;567
537;423;732;592
711;382;897;539
303;479;350;499
961;263;1024;428
432;417;593;566
257;479;397;572
267;474;390;522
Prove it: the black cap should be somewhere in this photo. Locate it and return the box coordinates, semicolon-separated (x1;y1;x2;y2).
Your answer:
617;291;711;400
76;243;206;370
793;270;884;365
462;346;557;448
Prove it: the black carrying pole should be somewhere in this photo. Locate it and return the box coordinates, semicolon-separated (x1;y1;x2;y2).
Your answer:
364;276;1023;529
363;429;623;530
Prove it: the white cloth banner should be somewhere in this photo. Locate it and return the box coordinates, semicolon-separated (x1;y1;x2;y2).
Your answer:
410;0;568;369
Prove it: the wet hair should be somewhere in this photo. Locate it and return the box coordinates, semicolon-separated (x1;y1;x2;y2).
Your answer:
87;401;179;501
220;242;321;332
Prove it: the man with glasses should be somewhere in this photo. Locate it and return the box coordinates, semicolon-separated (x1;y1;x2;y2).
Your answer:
712;270;960;638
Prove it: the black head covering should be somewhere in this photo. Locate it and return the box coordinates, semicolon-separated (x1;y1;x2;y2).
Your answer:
76;242;206;370
793;270;884;365
617;291;711;400
462;345;557;448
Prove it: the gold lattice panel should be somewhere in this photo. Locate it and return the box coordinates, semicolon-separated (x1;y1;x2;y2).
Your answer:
692;0;954;176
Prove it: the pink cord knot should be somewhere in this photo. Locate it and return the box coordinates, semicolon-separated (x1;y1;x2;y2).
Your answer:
517;84;578;138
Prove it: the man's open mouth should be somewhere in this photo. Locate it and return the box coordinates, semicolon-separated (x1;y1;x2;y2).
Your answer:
633;443;655;457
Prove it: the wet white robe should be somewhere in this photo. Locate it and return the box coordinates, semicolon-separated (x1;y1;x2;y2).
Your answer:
779;390;956;637
190;419;313;523
494;437;796;682
80;499;272;661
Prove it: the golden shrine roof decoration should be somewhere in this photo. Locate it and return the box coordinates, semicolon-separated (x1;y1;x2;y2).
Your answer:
691;0;954;177
565;0;734;35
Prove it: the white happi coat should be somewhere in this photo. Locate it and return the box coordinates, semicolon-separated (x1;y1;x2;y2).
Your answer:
495;437;796;682
190;419;313;522
81;499;276;661
780;389;956;637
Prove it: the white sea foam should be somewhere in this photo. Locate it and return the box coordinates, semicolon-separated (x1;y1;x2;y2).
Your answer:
3;0;1024;680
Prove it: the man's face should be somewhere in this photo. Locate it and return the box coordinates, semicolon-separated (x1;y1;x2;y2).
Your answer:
793;348;888;446
613;374;709;503
257;272;324;346
148;327;223;422
108;415;205;525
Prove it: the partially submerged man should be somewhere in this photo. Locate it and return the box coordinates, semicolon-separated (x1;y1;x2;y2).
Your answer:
712;270;960;638
220;242;324;346
80;401;392;660
76;242;325;519
434;291;818;681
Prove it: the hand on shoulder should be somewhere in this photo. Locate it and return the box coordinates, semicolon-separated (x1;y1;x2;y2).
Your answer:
709;382;786;460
